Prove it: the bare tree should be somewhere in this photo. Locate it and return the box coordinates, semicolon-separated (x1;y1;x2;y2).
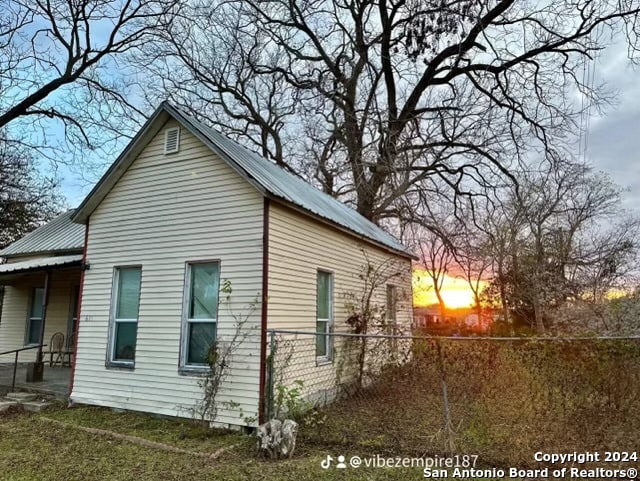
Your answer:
452;226;491;321
0;138;63;250
570;220;640;305
408;215;457;317
141;0;640;226
481;160;639;333
0;0;179;165
474;196;522;329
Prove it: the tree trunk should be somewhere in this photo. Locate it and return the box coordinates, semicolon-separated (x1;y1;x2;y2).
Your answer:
496;263;512;335
435;289;446;320
475;295;482;330
532;295;545;334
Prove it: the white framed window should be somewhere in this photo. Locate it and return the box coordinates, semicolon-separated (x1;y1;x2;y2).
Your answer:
67;285;80;349
316;270;333;360
26;287;44;346
108;267;142;365
386;285;398;324
386;284;399;352
180;261;220;370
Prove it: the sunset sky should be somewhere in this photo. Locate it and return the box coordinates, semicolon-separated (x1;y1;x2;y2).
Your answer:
413;268;488;309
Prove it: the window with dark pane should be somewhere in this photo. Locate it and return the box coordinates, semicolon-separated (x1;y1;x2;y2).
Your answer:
187;322;216;365
111;267;141;363
27;287;44;345
183;262;220;367
116;268;141;319
316;271;333;358
189;263;219;319
386;285;397;322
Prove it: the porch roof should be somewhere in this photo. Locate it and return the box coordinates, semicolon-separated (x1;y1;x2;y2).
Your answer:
0;210;85;258
0;254;83;277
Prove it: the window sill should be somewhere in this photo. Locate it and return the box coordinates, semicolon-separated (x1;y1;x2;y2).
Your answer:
315;358;333;367
178;366;209;377
105;361;135;371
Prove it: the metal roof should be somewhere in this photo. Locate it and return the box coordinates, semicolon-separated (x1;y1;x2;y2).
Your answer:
170;105;413;258
0;254;83;276
72;102;414;258
0;210;85;258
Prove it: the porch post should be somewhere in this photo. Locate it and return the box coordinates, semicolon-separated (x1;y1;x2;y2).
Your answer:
35;270;51;364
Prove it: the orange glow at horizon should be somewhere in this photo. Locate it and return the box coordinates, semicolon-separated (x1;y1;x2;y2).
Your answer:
413;268;488;309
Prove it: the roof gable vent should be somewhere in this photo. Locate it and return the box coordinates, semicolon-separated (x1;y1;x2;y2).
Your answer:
164;127;180;155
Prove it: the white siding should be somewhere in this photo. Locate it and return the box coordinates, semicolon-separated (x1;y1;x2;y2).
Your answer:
71;119;264;426
0;268;81;363
266;202;413;402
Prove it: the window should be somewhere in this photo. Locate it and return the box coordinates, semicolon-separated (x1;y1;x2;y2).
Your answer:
386;285;399;352
386;285;397;324
181;262;220;369
316;271;333;359
68;286;80;349
26;287;44;345
109;267;142;364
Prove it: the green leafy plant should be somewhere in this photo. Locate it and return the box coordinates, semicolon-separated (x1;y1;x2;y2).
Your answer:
189;280;260;424
273;380;310;420
273;380;327;428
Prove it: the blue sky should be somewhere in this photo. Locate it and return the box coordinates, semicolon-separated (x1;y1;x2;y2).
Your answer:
50;39;640;213
587;47;640;210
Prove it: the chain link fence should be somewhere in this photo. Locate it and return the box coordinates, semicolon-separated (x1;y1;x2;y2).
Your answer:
264;329;640;469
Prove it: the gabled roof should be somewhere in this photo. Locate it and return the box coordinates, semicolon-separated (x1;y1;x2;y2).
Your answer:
72;103;414;259
0;210;85;258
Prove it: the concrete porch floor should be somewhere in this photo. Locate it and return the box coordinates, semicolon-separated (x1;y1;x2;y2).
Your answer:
0;363;71;398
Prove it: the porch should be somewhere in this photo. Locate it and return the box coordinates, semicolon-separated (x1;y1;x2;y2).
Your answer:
0;255;82;380
0;363;72;398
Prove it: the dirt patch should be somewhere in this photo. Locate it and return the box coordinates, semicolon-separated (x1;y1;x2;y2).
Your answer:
0;404;26;419
39;416;238;460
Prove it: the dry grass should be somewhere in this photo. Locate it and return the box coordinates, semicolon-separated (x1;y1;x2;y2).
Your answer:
2;339;637;480
298;338;640;469
0;406;435;481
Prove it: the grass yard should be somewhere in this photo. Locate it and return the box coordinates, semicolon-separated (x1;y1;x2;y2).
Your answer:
2;340;638;480
296;338;640;468
0;405;441;481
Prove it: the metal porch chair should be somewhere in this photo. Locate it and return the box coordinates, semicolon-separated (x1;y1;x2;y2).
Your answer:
46;332;65;367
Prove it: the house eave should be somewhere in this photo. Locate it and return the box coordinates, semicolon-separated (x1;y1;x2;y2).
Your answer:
71;107;174;224
0;254;83;283
1;248;84;261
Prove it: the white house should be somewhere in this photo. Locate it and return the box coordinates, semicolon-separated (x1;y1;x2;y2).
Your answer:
0;103;414;427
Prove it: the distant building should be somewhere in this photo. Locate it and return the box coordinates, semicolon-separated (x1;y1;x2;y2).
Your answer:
413;305;495;335
413;306;442;328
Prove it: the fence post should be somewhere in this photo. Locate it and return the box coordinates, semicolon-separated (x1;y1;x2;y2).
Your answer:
264;330;276;421
11;350;18;391
435;339;455;454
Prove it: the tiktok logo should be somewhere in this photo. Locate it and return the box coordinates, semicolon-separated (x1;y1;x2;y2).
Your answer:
321;455;334;469
321;455;347;469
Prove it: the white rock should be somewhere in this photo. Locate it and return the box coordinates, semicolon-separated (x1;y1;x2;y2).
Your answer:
257;418;299;459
